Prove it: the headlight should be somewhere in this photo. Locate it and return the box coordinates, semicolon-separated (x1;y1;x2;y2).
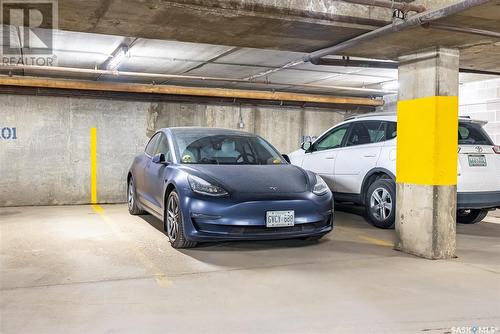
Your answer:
312;175;329;196
188;175;228;196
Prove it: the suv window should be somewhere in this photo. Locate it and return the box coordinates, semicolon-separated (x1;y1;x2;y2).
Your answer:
314;125;349;151
458;122;493;145
155;133;172;162
346;121;386;147
145;133;160;156
387;122;397;140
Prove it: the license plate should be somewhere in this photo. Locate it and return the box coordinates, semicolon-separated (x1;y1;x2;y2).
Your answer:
468;155;487;167
266;210;295;227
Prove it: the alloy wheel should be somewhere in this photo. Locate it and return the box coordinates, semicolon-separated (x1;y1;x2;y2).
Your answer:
128;180;134;210
370;187;393;221
167;195;180;242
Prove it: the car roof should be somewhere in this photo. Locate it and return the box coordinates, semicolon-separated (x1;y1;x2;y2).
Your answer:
344;112;487;126
344;112;396;121
165;127;254;137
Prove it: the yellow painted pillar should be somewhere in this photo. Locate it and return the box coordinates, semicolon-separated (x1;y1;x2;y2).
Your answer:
395;48;459;259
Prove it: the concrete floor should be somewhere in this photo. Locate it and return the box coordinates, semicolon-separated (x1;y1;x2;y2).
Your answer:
1;205;499;334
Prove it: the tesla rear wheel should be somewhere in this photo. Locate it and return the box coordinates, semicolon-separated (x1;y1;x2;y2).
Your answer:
457;209;488;224
365;179;396;229
128;177;146;215
165;190;197;249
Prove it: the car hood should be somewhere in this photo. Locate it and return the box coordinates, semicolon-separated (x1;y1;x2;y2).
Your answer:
185;164;310;193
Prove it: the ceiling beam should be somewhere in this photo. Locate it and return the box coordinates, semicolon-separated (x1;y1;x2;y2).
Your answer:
0;64;396;95
0;76;384;107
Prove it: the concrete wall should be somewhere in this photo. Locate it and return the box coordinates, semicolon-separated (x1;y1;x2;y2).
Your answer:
0;94;346;207
459;78;500;144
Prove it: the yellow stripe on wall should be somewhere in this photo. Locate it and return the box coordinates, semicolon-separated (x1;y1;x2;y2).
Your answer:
90;127;98;204
396;96;459;186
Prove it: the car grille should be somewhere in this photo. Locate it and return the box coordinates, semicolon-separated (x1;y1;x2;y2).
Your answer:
193;216;332;236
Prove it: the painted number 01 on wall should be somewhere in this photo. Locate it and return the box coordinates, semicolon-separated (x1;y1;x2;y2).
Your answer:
1;127;17;140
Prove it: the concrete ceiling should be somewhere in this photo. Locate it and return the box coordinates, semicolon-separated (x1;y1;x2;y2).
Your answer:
0;0;498;99
2;26;495;98
49;0;500;74
56;0;391;53
327;1;500;72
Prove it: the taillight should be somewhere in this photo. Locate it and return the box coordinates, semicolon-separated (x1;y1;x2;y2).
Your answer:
493;145;500;154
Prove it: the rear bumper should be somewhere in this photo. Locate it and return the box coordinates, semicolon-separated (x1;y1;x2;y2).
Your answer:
457;191;500;210
180;192;334;242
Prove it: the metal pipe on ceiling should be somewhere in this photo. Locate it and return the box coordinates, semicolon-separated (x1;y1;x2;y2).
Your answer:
425;22;500;39
243;59;307;82
459;68;500;76
341;0;426;13
308;58;500;77
310;57;399;68
245;0;489;81
307;0;490;62
0;64;397;95
0;76;384;107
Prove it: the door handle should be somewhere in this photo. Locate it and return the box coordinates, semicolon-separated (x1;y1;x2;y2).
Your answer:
325;156;335;160
363;154;376;158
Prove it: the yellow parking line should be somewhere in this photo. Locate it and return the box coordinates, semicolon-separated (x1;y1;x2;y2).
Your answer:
91;205;173;288
90;128;98;204
358;235;394;247
91;204;104;214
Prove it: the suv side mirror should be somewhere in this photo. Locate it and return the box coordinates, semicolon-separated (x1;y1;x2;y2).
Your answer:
301;141;312;152
282;154;291;164
152;153;168;165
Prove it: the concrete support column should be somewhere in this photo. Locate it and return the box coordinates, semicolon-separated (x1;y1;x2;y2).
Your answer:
395;47;459;259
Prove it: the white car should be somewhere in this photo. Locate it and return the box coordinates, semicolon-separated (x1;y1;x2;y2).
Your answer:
289;112;500;229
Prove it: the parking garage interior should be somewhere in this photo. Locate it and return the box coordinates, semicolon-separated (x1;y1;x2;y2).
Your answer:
1;0;499;333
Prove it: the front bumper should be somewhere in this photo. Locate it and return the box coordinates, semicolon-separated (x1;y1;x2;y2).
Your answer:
180;191;334;242
457;191;500;210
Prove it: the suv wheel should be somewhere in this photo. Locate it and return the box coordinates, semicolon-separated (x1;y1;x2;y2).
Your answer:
365;179;396;229
457;209;488;224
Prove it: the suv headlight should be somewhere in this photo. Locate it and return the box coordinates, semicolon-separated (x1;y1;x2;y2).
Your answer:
312;175;329;196
188;175;228;197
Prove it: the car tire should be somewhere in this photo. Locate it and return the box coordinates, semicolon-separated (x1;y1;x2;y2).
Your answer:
365;179;396;229
165;190;197;249
128;177;146;215
457;209;488;224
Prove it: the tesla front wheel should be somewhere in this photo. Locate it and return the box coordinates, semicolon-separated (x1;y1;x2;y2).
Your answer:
457;209;488;224
165;190;197;249
365;179;396;229
128;177;146;215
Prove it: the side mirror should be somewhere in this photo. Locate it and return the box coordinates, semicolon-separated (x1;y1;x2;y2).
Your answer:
152;153;168;165
301;141;312;152
282;154;291;164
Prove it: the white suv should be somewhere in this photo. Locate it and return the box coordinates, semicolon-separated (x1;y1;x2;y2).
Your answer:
289;112;500;229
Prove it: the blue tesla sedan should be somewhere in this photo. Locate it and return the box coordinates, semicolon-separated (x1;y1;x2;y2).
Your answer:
127;127;334;248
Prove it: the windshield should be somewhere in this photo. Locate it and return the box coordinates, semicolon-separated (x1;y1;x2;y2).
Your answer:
458;122;493;146
173;132;285;165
